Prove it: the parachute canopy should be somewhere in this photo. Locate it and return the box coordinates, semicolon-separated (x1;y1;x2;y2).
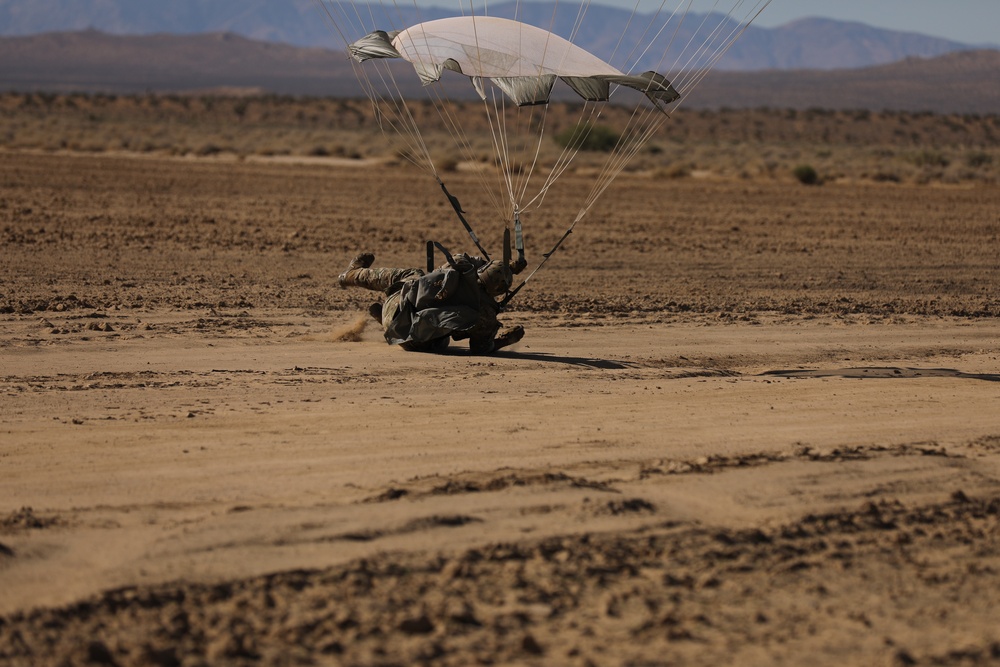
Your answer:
349;17;680;107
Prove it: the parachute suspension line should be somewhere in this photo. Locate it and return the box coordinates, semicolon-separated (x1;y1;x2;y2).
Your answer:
514;104;550;211
673;0;773;103
665;0;771;98
403;0;506;246
615;0;694;73
534;0;622;215
522;96;615;214
483;91;510;218
567;0;593;43
621;0;693;76
568;0;761;225
502;0;607;218
493;91;522;223
552;0;652;215
428;90;507;221
361;63;434;174
313;0;436;177
670;3;741;91
519;101;604;213
578;0;687;213
413;62;505;217
588;0;769;210
312;0;355;51
502;95;532;220
508;106;668;307
507;98;545;220
454;5;516;223
607;0;642;64
507;102;541;213
490;97;512;217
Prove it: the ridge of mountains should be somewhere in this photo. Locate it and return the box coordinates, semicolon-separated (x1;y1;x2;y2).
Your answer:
2;29;999;114
0;0;992;72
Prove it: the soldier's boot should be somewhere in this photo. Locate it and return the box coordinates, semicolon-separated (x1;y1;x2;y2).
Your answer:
493;325;525;351
338;253;375;288
367;302;382;323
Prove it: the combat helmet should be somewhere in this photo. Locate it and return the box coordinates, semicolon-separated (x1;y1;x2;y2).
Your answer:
477;259;513;297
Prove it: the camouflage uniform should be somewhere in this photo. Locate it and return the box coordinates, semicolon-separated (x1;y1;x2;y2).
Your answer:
339;252;523;354
341;265;425;332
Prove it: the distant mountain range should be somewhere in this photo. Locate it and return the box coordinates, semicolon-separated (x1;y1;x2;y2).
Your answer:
0;0;992;72
2;30;998;114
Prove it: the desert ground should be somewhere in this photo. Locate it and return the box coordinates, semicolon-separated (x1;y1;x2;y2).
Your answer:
2;99;1000;666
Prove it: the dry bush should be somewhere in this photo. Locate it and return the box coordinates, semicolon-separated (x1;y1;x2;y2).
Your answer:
654;163;692;179
792;165;820;185
1;93;997;186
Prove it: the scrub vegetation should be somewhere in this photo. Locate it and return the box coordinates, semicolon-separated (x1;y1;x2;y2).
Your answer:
2;92;999;185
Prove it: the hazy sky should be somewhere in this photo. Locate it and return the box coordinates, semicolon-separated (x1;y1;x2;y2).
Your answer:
753;0;999;45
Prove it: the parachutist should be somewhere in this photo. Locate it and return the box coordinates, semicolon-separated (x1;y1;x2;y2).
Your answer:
338;251;526;355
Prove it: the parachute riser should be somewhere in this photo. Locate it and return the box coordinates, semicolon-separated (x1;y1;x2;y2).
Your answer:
499;209;585;311
513;210;526;266
437;177;491;262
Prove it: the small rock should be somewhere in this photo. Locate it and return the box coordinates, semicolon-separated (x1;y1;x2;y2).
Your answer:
85;640;117;665
521;633;545;655
399;614;435;635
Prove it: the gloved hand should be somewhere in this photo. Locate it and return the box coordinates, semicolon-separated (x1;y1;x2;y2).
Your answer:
509;257;528;275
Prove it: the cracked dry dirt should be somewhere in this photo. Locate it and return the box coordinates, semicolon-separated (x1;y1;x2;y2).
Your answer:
2;152;1000;666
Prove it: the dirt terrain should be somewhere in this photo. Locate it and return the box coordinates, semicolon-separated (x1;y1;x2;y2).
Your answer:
2;150;1000;666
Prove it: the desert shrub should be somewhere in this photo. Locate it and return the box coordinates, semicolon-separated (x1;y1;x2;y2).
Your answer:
871;172;901;183
966;151;993;168
437;156;459;172
910;150;950;168
792;164;820;185
501;161;525;176
655;163;691;179
195;144;222;156
942;118;966;133
308;145;330;157
554;123;620;152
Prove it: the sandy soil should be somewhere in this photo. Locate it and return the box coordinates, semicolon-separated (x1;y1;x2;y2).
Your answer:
2;152;1000;666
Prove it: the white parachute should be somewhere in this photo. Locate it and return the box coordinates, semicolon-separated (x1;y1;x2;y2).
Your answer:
316;0;771;293
350;17;680;106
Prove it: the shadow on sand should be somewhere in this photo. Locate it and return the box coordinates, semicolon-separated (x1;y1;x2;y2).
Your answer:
439;347;634;370
761;367;1000;383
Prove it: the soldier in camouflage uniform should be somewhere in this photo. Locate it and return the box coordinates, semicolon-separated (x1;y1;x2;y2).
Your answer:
338;251;526;354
